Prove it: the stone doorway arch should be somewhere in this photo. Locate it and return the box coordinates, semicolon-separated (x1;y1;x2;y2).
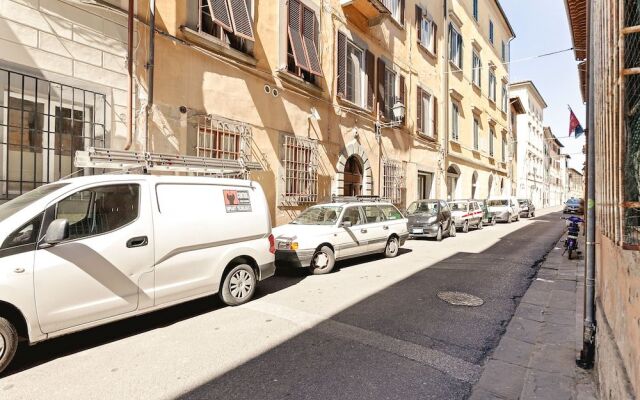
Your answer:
334;141;373;197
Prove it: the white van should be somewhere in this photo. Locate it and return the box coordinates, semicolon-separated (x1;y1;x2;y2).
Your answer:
0;175;275;374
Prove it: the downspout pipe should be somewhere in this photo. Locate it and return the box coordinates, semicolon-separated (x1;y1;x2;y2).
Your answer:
441;0;449;199
578;0;596;369
124;0;134;150
145;0;156;153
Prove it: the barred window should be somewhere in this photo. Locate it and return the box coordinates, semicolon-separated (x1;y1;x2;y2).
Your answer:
196;115;252;161
383;159;405;205
282;135;318;203
0;68;106;200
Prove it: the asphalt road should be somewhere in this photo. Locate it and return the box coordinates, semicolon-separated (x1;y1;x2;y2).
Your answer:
0;208;566;400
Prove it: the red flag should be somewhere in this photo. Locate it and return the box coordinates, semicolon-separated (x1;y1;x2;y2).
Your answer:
569;108;584;138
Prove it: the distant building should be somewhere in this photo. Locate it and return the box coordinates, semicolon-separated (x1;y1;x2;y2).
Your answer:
567;167;584;200
543;127;565;206
509;96;526;197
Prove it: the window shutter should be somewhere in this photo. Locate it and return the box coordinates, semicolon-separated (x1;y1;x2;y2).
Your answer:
415;5;422;43
399;74;406;125
432;23;437;55
228;0;254;40
302;6;323;76
377;57;386;118
400;0;405;25
433;96;438;138
288;0;309;71
416;87;423;133
205;0;233;32
366;50;375;110
336;32;347;98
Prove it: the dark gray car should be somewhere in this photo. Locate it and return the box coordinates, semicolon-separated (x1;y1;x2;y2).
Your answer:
518;198;536;218
406;199;456;241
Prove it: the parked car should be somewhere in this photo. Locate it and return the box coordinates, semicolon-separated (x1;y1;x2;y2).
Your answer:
518;198;536;218
487;197;521;223
0;175;275;374
273;200;409;275
478;199;497;226
448;200;484;232
406;199;455;241
564;198;585;214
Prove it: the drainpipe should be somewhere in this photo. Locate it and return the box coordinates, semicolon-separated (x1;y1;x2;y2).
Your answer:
578;0;596;369
145;0;156;153
124;0;134;150
441;0;449;199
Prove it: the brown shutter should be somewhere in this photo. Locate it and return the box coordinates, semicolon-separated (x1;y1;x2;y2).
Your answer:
288;0;309;71
205;0;233;32
228;0;254;40
415;5;422;42
416;87;423;133
400;0;405;25
302;6;323;76
432;96;438;138
377;57;386;118
432;23;438;55
366;50;375;110
336;32;347;98
399;74;406;125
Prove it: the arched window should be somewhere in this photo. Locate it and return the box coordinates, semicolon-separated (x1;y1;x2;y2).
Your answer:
447;165;460;201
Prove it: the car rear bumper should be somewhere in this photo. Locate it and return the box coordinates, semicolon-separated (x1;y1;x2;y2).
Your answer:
493;211;511;221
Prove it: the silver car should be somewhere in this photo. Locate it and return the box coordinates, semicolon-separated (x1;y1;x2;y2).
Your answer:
487;197;520;223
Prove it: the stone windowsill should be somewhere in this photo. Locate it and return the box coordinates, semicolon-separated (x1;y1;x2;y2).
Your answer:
181;26;257;66
277;70;324;96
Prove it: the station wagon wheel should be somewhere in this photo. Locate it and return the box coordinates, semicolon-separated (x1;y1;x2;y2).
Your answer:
449;222;457;237
220;264;256;306
462;220;469;233
491;217;496;226
310;246;335;275
0;317;18;375
436;226;443;242
384;236;400;258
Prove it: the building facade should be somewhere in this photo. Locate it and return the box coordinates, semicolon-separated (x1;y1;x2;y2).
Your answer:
543;126;565;206
0;0;515;225
567;167;583;200
510;80;547;209
508;95;525;196
566;0;640;398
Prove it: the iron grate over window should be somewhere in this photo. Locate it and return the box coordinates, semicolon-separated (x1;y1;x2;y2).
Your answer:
196;114;256;176
282;135;318;203
383;159;405;206
0;68;107;200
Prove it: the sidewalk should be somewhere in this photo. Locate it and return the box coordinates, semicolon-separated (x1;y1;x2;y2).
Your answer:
470;230;599;399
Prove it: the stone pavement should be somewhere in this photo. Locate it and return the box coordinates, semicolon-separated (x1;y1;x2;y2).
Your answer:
470;230;599;399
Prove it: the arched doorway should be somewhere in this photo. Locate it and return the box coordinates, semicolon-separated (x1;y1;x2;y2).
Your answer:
446;164;460;200
343;155;363;196
471;171;478;199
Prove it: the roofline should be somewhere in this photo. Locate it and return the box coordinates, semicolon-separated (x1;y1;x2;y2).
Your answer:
568;167;583;175
543;126;565;147
494;0;516;38
509;96;526;114
509;80;549;108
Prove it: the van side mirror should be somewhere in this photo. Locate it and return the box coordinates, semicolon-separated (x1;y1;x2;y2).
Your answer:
340;220;352;228
44;219;69;245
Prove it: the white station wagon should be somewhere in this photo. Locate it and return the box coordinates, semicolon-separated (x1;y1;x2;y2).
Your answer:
273;200;409;275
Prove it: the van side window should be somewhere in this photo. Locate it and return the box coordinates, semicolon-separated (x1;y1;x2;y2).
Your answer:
1;214;43;250
341;207;364;226
380;205;403;220
362;206;386;223
55;184;140;240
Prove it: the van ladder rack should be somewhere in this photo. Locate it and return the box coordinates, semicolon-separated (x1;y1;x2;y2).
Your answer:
75;147;263;175
331;195;391;203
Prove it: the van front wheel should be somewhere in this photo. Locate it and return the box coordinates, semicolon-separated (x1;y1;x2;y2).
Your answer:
220;264;256;306
0;317;18;375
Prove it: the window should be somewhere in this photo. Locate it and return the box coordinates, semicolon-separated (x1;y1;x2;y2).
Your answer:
471;172;478;199
383;159;404;205
199;0;254;54
1;214;42;250
379;204;403;220
282;135;318;203
418;171;433;199
287;0;322;84
55;184;140;240
383;0;403;23
473;118;480;150
448;23;463;68
488;71;497;102
472;52;482;87
384;67;397;119
451;102;459;140
193;115;255;170
0;68;106;200
416;87;436;138
337;33;374;109
489;20;494;44
501;83;508;112
362;205;386;223
345;41;365;106
341;206;363;226
416;7;436;54
501;41;506;62
489;127;495;156
473;0;478;20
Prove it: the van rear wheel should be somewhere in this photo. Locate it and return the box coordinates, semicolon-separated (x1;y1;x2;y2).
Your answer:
220;264;256;306
0;317;18;375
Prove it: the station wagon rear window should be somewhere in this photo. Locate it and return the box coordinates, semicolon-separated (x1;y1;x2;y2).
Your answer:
449;202;468;211
292;206;342;225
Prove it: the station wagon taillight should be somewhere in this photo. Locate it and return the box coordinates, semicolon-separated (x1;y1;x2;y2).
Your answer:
268;234;276;254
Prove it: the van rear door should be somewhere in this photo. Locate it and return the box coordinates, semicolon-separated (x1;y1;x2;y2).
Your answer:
33;180;155;333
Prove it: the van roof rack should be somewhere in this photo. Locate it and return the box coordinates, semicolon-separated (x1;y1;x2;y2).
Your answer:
75;147;263;175
331;195;391;203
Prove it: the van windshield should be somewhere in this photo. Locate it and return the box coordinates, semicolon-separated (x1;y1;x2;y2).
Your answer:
0;183;68;223
487;200;509;206
292;206;343;225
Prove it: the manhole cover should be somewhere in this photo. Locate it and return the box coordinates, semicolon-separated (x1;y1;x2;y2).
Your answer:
437;291;484;307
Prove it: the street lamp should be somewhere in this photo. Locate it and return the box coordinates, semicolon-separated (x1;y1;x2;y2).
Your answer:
375;99;405;141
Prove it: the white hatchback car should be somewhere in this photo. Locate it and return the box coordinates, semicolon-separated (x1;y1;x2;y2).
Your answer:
273;201;409;274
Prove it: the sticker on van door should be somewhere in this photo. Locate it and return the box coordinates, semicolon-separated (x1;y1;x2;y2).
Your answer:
224;190;252;212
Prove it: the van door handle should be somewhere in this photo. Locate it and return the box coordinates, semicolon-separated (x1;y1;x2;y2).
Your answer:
127;236;148;248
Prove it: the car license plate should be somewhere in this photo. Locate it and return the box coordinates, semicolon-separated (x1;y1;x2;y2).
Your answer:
412;228;423;234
